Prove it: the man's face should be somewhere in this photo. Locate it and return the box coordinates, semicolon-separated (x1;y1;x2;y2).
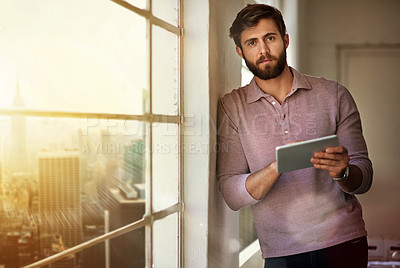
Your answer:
236;18;288;80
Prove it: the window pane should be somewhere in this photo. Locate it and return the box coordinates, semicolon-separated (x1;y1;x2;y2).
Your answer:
0;0;148;115
125;0;147;10
152;123;179;212
81;224;145;268
153;0;179;26
153;213;178;267
241;59;254;86
0;115;147;266
108;225;145;268
152;25;179;115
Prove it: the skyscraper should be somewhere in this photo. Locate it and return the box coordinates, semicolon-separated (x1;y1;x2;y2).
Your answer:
11;79;28;173
107;189;145;268
3;232;21;268
38;150;82;254
122;139;144;186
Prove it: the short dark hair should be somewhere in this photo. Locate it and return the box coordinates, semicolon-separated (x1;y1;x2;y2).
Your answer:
229;4;287;48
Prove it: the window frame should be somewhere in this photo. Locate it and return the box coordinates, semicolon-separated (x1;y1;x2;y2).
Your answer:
0;0;184;267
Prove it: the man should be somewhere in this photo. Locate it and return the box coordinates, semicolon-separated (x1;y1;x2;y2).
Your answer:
217;4;373;268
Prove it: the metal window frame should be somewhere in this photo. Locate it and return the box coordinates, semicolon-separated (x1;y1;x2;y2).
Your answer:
1;0;184;267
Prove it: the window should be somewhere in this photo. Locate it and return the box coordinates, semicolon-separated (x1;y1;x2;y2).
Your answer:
0;0;182;267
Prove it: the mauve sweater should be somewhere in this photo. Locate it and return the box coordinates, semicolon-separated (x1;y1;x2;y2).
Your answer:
217;68;373;258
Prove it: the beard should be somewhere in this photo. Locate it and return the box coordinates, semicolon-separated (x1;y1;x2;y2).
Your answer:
243;48;287;80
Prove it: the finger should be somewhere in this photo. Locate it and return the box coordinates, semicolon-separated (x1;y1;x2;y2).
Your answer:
313;163;337;171
311;155;348;169
325;146;348;154
311;157;341;166
313;163;346;176
313;152;343;160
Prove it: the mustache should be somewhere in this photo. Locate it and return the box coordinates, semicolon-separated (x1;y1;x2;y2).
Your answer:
256;55;276;64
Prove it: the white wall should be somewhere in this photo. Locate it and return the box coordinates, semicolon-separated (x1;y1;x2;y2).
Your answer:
299;0;400;240
300;0;400;80
183;1;210;267
184;0;245;267
209;0;244;267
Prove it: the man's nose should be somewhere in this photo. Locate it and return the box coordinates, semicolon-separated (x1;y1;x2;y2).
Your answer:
259;41;270;55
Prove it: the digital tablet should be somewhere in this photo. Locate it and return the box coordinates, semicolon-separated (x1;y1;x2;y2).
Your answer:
275;135;339;173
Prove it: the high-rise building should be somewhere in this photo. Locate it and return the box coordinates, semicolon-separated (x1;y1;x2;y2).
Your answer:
38;151;82;254
49;256;76;268
81;225;105;268
11;79;28;173
107;189;145;268
3;232;21;268
122;139;144;186
17;232;34;266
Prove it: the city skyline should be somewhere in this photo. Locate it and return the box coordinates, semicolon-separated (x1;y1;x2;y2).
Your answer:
0;86;147;267
0;0;181;267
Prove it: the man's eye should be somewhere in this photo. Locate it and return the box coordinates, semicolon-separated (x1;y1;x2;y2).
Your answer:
267;36;275;41
248;41;255;46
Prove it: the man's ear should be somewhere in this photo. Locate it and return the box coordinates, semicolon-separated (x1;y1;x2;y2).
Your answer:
284;34;289;49
236;46;244;59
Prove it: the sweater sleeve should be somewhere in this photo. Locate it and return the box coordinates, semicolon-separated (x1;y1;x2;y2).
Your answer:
217;98;259;211
336;83;373;194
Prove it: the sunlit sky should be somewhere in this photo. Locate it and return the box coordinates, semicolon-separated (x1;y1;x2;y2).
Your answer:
0;0;148;115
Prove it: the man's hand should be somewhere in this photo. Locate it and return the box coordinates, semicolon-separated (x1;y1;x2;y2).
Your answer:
311;146;349;178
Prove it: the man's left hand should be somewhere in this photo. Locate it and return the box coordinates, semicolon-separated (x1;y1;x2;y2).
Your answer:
311;146;349;178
